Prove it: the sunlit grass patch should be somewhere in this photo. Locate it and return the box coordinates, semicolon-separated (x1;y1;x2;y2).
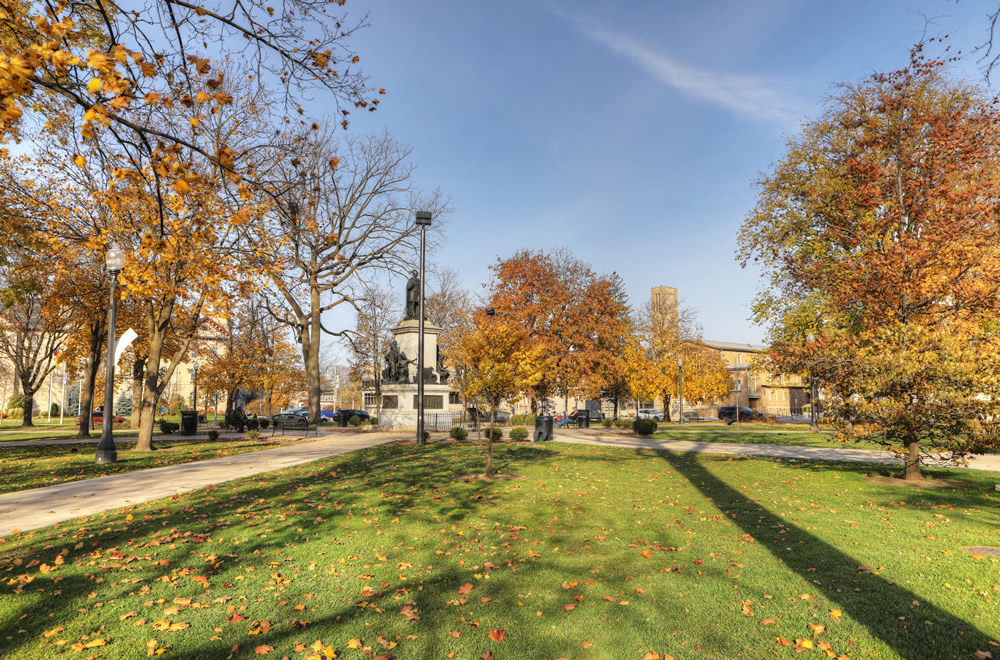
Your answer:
0;442;996;658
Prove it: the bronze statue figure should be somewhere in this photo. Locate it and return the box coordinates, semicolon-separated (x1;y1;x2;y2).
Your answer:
404;270;420;320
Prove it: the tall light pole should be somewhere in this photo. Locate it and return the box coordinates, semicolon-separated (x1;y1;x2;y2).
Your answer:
677;357;684;424
415;211;432;445
807;332;818;431
191;361;199;416
96;242;125;464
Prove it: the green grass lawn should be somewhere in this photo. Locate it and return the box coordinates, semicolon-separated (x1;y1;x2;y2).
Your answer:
0;416;229;442
649;426;890;451
0;439;295;494
0;441;997;659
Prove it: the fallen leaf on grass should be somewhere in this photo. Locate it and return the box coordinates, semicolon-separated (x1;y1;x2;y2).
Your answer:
777;637;794;646
347;639;363;649
458;583;474;594
795;638;813;649
829;609;842;621
761;619;776;625
255;645;274;655
640;550;652;559
563;603;577;611
42;626;64;638
808;623;826;637
741;600;753;617
488;628;506;642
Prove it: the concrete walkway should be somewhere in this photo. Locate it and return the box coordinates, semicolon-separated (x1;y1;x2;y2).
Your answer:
556;428;1000;472
0;430;399;537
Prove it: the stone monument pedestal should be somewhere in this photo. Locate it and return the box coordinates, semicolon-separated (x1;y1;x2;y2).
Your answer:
375;319;456;430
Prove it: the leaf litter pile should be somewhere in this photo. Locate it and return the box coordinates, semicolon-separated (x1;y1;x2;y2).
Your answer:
0;441;998;658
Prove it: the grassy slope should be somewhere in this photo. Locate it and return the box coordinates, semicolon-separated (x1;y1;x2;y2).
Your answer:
0;440;294;494
0;441;996;659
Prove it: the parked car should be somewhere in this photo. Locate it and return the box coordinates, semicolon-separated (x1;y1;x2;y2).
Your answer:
269;410;308;426
467;407;511;424
329;409;371;424
717;406;765;424
680;411;708;422
76;410;126;425
637;408;664;421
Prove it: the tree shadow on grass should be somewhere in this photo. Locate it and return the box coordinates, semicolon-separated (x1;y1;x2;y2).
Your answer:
4;441;653;658
657;450;999;658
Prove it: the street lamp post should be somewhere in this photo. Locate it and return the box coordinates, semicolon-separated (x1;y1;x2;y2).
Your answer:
415;211;432;445
677;357;684;424
96;243;125;464
806;332;818;431
191;361;199;417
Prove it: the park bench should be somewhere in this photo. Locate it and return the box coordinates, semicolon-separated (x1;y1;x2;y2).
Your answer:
271;417;318;438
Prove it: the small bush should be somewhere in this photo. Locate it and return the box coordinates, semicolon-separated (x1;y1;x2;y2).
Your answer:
259;418;270;429
349;414;361;426
632;418;658;435
601;417;613;428
523;414;535;425
159;420;179;434
7;407;23;420
207;429;219;442
247;429;261;440
50;403;60;416
450;426;468;441
370;416;378;425
485;427;503;442
5;394;25;411
510;414;523;426
509;427;528;442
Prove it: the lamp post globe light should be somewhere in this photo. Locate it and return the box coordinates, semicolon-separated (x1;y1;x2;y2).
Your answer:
415;211;432;445
96;242;126;464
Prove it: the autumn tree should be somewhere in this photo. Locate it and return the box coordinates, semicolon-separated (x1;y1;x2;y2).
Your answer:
455;310;542;476
738;48;1000;479
426;269;475;413
486;249;628;414
344;283;396;421
0;237;71;426
256;130;447;424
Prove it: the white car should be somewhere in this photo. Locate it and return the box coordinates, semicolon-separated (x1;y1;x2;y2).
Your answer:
637;409;664;421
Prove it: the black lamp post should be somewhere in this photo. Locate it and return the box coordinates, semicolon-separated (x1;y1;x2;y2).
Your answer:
191;361;199;416
95;242;125;464
807;332;819;431
415;211;432;445
677;357;684;424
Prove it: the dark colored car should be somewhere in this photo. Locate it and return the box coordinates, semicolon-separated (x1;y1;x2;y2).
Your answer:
717;406;765;424
467;407;511;424
330;409;371;424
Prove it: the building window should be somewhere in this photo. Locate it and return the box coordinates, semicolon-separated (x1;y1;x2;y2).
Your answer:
449;392;460;404
382;395;398;409
731;379;742;392
413;395;443;410
364;392;376;407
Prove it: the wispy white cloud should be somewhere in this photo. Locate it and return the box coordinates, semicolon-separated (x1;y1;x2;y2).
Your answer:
555;9;805;127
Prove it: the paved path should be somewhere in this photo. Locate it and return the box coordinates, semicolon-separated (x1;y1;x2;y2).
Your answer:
0;430;399;537
556;429;1000;472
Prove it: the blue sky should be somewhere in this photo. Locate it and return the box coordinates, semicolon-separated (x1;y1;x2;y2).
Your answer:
336;0;992;346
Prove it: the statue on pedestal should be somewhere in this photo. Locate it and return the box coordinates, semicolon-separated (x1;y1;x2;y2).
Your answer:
382;340;412;384
404;271;420;320
436;350;450;384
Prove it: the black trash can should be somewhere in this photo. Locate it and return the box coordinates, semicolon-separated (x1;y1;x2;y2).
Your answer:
337;414;348;428
576;412;590;429
534;415;554;442
180;410;198;436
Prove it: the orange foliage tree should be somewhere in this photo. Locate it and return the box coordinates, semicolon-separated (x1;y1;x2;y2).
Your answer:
739;47;1000;479
454;310;542;476
486;249;629;414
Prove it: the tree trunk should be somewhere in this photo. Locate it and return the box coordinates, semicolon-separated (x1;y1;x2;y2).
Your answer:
129;357;145;429
78;324;104;438
20;388;35;427
305;284;322;424
663;392;672;423
903;439;922;481
262;386;273;416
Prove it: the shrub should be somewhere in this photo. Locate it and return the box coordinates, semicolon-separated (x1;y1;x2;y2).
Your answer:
485;427;503;442
509;427;528;442
349;414;361;426
523;414;535;425
450;426;469;441
632;419;658;435
50;403;60;416
601;417;613;428
369;416;378;425
7;407;23;420
615;419;633;429
207;429;219;442
247;429;261;440
5;394;25;411
259;418;270;429
510;414;523;425
159;420;179;434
